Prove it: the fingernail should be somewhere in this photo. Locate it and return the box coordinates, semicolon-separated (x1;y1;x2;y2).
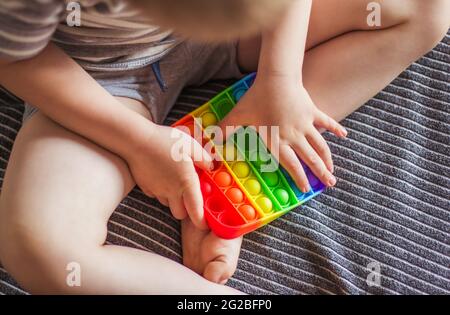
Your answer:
302;185;310;193
328;176;336;186
342;128;348;137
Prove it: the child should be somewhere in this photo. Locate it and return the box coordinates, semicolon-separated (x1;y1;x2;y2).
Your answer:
0;0;448;294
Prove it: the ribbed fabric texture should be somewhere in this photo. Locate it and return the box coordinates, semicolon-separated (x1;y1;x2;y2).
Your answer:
0;31;449;295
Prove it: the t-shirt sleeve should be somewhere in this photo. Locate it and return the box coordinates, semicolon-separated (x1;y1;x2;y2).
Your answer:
0;0;64;62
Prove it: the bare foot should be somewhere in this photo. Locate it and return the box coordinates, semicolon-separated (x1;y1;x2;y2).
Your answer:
182;218;243;284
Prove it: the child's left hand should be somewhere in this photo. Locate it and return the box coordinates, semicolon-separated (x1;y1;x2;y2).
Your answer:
219;75;347;193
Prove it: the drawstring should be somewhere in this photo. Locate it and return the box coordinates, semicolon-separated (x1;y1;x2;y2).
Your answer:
151;61;168;92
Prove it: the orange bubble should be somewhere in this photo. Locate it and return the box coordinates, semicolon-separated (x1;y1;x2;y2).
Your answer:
239;205;256;221
214;171;232;187
226;187;244;203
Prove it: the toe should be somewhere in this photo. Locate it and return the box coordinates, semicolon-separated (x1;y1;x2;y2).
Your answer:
201;235;243;284
181;218;243;284
203;258;235;284
181;218;209;274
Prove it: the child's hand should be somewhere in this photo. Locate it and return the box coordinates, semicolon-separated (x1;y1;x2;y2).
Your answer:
219;76;347;193
126;124;213;229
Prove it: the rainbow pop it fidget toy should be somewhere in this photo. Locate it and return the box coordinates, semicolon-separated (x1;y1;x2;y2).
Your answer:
172;73;325;239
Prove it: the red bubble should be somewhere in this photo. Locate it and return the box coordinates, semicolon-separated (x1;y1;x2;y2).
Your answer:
200;181;212;196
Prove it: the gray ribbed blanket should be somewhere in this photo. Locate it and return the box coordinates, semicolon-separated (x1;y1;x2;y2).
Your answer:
0;31;449;295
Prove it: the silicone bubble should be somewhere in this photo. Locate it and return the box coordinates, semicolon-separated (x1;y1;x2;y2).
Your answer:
200;181;212;196
233;89;246;102
262;172;279;187
226;187;244;204
223;144;238;162
239;205;257;221
205;196;224;213
249;151;270;168
274;188;289;206
201;112;218;128
244;178;261;196
245;74;256;87
232;161;250;178
218;210;245;227
214;171;232;187
256;196;273;213
212;96;235;120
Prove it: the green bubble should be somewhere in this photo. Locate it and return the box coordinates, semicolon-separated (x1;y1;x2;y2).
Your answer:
249;151;271;168
262;172;279;187
249;151;261;167
274;188;289;205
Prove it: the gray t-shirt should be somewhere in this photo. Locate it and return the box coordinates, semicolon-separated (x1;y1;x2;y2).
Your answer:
0;0;180;71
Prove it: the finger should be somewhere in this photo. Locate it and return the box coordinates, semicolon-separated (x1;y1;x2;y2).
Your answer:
292;138;337;187
141;188;156;199
157;196;169;207
168;196;188;221
279;145;310;193
306;129;334;173
182;174;209;230
186;134;214;171
315;111;347;138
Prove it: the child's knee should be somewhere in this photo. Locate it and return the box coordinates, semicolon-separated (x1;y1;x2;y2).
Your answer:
408;0;449;51
0;206;103;293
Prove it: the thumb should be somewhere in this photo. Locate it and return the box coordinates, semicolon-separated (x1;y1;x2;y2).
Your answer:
190;137;214;171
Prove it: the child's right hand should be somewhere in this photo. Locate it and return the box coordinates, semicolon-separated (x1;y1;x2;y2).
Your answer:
125;123;213;230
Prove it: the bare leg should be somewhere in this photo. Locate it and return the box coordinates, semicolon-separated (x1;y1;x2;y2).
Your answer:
177;0;450;285
182;219;242;284
0;97;242;294
238;0;450;121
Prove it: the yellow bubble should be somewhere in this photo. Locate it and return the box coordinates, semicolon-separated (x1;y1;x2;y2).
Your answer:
232;161;250;178
244;179;261;195
257;197;273;213
201;112;217;128
223;144;238;161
